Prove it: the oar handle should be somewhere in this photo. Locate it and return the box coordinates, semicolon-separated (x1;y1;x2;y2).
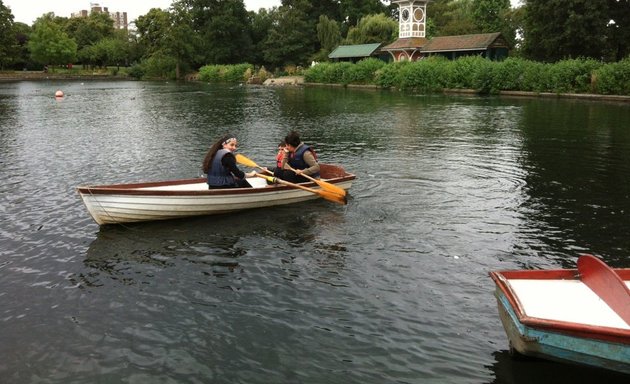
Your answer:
255;173;318;193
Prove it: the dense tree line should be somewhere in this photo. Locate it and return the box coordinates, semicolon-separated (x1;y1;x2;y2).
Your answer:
0;0;628;78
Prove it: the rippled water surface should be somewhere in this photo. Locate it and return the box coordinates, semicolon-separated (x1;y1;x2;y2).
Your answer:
1;80;629;383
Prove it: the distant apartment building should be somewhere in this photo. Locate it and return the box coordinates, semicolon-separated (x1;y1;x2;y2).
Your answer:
71;3;128;30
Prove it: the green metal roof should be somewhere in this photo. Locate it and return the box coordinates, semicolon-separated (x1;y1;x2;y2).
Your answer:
328;43;383;59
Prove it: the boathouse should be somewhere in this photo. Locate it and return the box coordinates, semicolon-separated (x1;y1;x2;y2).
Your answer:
380;0;509;62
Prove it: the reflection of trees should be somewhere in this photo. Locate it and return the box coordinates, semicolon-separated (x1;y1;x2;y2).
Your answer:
517;99;630;267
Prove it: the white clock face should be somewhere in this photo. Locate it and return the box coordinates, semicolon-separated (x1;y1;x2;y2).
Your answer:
402;9;410;22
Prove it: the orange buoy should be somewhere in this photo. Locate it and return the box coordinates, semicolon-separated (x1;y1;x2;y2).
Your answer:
55;90;64;98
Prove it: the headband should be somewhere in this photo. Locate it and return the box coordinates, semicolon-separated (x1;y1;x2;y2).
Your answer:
222;137;236;145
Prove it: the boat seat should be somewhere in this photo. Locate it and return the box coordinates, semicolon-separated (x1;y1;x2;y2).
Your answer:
507;279;630;330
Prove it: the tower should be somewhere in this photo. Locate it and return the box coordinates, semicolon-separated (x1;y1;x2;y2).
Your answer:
382;0;431;62
393;0;429;39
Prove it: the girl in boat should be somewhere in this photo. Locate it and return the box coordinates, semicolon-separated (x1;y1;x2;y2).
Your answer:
274;131;320;183
202;135;256;189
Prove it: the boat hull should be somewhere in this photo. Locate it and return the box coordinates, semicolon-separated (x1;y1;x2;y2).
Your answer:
495;288;630;374
490;263;630;375
77;164;355;225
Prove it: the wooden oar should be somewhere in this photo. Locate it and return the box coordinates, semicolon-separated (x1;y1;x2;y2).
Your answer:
577;254;630;324
236;153;346;197
255;173;347;205
285;164;347;197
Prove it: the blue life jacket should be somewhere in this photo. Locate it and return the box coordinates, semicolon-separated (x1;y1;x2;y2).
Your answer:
288;144;319;178
207;149;236;187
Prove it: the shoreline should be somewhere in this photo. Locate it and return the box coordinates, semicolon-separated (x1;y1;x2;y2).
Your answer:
3;71;629;103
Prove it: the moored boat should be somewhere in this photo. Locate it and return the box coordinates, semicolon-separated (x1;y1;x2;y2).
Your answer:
489;254;630;374
77;164;355;225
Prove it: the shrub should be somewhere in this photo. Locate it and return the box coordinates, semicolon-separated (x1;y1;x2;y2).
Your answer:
593;58;630;95
143;54;177;80
374;61;410;88
198;64;254;83
548;58;602;93
342;58;386;84
398;57;449;92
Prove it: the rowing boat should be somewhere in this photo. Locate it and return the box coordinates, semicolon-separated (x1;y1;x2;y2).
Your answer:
77;164;355;225
489;254;630;374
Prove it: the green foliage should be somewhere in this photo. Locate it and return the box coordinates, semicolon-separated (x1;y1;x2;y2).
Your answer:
0;0;18;69
593;58;630;95
345;13;398;45
198;63;254;82
523;0;610;62
128;64;145;80
374;61;410;88
303;61;352;84
397;57;450;92
142;54;178;79
28;15;77;66
304;56;630;96
547;59;603;93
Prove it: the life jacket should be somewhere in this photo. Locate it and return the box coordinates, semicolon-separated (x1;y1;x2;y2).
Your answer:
276;150;284;168
207;149;236;187
288;144;319;178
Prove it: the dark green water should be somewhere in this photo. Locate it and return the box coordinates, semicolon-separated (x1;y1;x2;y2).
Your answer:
0;80;628;383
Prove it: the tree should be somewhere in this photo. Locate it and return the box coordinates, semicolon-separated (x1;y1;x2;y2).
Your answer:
249;8;276;66
316;14;341;61
28;14;77;68
433;0;478;36
65;12;114;51
339;0;388;31
12;22;32;69
607;0;630;60
345;13;398;45
472;0;510;33
522;0;610;62
262;0;315;68
0;0;17;69
175;0;253;65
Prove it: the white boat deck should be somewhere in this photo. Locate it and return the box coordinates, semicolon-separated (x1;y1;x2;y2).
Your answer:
508;279;630;329
137;177;268;191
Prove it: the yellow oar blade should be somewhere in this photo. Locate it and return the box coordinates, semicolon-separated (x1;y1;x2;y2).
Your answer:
318;189;348;205
311;178;347;197
235;153;260;168
285;165;347;197
255;173;347;205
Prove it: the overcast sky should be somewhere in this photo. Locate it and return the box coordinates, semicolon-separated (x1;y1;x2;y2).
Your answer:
3;0;282;25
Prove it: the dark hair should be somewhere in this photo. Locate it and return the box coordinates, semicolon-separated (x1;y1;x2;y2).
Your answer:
278;140;286;147
284;131;300;147
202;134;232;174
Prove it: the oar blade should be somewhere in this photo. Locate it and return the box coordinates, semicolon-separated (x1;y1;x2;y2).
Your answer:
319;189;348;205
313;178;347;197
235;153;260;168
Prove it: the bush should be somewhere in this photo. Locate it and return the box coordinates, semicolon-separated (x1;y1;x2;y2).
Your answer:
198;63;254;83
593;58;630;95
143;54;177;79
484;57;530;91
398;57;449;92
343;58;386;84
548;58;602;93
374;61;409;88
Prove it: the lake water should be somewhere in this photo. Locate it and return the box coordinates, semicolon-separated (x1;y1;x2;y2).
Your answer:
1;80;629;383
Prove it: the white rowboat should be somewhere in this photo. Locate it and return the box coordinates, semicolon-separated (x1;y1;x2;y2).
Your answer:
77;164;355;225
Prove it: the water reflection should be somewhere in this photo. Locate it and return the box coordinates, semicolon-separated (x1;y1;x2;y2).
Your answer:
488;350;629;384
80;205;350;290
